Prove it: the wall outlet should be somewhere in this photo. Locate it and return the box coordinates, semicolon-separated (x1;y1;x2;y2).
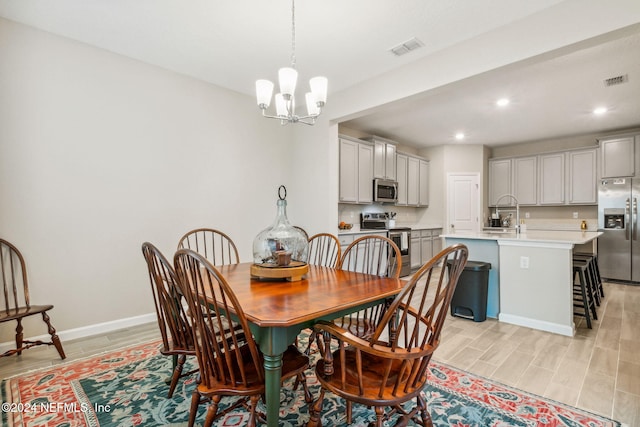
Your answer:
520;256;530;269
525;212;530;219
573;212;579;219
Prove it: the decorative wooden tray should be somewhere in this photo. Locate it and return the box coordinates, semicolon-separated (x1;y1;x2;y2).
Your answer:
250;261;309;282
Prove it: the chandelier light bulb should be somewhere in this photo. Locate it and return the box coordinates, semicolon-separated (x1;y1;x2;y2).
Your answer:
306;92;320;116
278;67;298;98
275;94;287;117
256;80;274;108
309;76;328;105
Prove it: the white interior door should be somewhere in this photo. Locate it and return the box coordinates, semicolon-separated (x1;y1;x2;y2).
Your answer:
447;173;480;233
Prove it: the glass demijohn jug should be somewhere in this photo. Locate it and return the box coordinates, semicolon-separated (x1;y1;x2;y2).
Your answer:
252;186;308;267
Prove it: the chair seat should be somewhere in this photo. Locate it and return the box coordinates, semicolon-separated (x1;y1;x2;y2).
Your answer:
197;344;309;395
0;304;54;322
316;347;424;403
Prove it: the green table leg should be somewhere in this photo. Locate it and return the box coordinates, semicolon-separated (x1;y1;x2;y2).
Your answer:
263;352;283;427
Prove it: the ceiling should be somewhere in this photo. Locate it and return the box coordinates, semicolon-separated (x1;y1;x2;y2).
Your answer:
1;0;639;148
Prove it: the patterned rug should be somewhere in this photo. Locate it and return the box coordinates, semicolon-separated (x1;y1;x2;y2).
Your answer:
1;337;621;427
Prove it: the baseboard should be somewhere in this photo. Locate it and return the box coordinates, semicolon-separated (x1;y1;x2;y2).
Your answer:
0;313;156;354
498;312;575;337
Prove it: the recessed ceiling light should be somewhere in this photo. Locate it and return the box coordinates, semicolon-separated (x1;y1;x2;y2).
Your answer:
455;132;465;140
593;107;607;115
496;98;510;107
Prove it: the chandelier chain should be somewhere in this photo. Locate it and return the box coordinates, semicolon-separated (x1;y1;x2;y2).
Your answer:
290;0;296;69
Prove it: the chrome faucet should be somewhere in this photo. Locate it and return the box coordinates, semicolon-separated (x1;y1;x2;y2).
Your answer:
495;194;521;234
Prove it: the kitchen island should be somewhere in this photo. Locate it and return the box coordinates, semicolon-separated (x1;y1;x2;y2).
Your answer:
441;230;602;336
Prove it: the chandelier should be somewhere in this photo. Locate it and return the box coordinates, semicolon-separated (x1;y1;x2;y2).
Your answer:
255;0;327;125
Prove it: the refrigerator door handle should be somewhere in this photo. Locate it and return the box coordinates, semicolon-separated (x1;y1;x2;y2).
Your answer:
626;198;631;240
634;197;638;241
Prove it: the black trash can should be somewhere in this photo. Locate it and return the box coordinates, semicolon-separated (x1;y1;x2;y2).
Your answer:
447;260;491;322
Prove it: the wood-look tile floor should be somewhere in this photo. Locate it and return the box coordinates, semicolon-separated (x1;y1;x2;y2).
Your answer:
436;280;640;426
1;282;638;426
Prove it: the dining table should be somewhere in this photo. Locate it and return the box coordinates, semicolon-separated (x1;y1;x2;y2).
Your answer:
212;262;406;427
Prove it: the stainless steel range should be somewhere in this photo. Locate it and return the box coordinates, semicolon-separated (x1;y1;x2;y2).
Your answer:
360;213;412;277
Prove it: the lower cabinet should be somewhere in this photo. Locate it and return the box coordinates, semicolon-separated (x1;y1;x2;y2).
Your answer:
338;231;387;248
410;236;421;269
411;228;443;270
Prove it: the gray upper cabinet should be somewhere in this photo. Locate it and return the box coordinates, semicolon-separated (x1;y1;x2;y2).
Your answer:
488;158;512;206
539;152;565;205
568;148;597;204
396;153;408;205
370;136;397;180
407;156;420;206
339;137;373;204
396;152;429;207
513;156;538;205
600;135;636;178
418;159;429;207
489;147;597;207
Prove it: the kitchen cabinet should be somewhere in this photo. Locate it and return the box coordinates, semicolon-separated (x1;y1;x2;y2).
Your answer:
420;231;433;264
513;156;537;205
488;159;512;206
397;152;429;207
489;147;597;207
396;154;408;205
568;148;597;204
337;230;387;248
431;228;443;255
599;135;636;178
410;235;421;269
419;160;429;206
539;152;565;204
370;136;397;180
407;157;420;205
411;228;442;270
339;137;373;204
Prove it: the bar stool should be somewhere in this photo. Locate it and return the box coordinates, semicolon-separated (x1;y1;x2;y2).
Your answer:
574;252;604;299
573;260;597;329
573;254;601;306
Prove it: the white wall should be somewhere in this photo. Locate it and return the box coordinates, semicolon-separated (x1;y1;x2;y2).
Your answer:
0;18;306;341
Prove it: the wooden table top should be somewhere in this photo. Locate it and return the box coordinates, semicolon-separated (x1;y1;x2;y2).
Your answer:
214;262;405;327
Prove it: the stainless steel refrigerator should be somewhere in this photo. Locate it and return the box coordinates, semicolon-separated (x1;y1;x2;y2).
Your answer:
598;177;640;282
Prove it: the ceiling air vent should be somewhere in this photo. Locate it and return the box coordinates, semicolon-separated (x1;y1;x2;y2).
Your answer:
390;37;424;56
603;74;628;87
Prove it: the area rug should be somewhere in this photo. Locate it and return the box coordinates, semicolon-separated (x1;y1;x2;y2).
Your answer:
1;338;621;427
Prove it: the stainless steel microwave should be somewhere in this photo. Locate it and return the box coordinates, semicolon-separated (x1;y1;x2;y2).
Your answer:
373;178;398;204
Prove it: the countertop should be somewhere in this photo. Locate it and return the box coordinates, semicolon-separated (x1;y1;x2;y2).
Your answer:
440;230;602;245
338;224;443;235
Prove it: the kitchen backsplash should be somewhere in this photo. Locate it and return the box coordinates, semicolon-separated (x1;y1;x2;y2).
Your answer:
518;218;598;231
339;204;598;232
339;204;424;229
